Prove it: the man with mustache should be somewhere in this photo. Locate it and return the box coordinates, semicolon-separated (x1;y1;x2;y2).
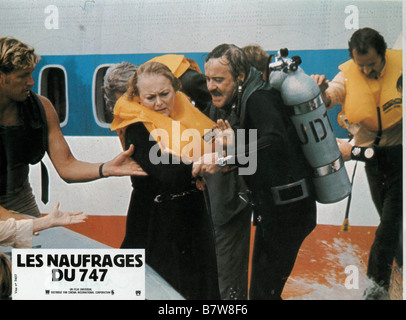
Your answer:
198;43;317;300
312;27;402;299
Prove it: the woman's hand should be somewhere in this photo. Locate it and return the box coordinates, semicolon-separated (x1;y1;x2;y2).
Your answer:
33;202;87;234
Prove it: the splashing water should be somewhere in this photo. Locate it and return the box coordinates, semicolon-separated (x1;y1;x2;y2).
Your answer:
286;238;378;300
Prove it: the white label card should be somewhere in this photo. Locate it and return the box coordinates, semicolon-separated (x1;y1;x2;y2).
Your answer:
12;249;145;300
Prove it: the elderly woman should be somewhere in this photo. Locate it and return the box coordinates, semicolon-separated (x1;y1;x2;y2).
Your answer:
111;61;220;300
103;62;138;116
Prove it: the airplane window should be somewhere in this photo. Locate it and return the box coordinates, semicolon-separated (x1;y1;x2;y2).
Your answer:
94;65;113;126
39;66;68;126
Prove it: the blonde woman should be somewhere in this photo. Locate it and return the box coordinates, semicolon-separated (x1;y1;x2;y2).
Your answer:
111;61;220;300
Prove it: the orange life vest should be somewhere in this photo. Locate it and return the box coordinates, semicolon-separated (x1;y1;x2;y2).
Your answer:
338;49;402;131
149;54;202;78
110;91;215;162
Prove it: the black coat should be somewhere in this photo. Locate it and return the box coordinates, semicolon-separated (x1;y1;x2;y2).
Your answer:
121;122;220;300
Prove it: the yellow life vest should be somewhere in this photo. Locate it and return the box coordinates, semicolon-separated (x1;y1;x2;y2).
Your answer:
110;91;215;162
338;49;402;131
149;54;202;78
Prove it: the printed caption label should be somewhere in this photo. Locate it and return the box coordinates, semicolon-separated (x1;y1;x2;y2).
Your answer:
12;249;145;300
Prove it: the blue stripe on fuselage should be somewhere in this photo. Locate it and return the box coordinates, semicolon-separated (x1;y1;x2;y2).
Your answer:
32;49;350;138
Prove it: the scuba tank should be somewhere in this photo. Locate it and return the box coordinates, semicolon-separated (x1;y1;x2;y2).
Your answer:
267;49;351;204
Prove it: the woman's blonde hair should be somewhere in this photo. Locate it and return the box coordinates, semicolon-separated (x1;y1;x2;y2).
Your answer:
127;61;181;98
0;37;40;73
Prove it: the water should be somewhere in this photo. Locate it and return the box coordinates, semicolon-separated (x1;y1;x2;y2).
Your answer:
286;238;385;300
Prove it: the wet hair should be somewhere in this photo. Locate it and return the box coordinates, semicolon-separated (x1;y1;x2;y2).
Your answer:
348;27;387;59
127;61;181;98
103;62;138;112
242;44;269;74
205;43;250;81
0;37;40;73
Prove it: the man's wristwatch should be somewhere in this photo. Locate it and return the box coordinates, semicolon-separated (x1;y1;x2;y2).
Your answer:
217;155;234;167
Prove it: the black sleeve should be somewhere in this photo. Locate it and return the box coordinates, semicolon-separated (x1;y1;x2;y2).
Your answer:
235;90;290;161
233;89;295;184
125;122;195;190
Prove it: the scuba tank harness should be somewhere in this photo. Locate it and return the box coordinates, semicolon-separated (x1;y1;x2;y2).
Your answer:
267;48;352;204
